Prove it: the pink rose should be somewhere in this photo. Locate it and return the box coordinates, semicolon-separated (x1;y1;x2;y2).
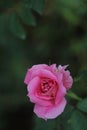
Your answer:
24;64;73;120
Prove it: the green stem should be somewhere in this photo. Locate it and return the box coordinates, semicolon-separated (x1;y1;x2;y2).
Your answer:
67;91;82;101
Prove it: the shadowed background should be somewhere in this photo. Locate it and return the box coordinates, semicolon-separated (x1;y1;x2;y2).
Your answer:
0;0;87;130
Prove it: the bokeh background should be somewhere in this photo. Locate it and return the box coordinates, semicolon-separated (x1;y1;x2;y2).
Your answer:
0;0;87;130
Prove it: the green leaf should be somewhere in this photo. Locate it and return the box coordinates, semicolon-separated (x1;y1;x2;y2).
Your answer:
60;0;81;8
0;0;16;9
67;91;82;101
9;12;26;40
31;0;45;14
77;98;87;112
74;75;83;82
74;70;87;87
60;104;74;120
58;104;73;130
20;5;36;26
0;15;6;31
0;15;7;44
33;116;56;130
79;71;87;84
60;8;79;25
71;111;87;130
22;0;32;9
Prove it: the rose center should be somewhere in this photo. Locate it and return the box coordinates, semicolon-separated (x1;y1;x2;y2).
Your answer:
40;78;58;99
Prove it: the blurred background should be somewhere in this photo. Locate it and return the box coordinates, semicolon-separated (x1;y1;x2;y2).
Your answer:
0;0;87;130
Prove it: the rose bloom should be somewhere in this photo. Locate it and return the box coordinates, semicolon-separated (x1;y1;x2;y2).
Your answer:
24;64;73;120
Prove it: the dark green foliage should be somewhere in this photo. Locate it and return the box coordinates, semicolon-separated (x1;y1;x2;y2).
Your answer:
0;15;7;44
0;0;45;39
9;12;26;39
31;0;45;14
77;98;87;112
0;0;87;130
71;111;87;130
58;104;74;130
19;6;36;26
34;115;56;130
0;0;16;9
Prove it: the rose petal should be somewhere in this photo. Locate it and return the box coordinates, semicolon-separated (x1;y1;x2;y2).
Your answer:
54;72;66;104
49;64;56;72
27;77;53;106
63;75;73;89
24;64;48;84
58;65;68;71
34;104;47;120
30;69;58;83
31;64;48;71
50;64;56;69
57;72;63;84
24;69;32;84
58;65;73;90
34;98;66;120
55;82;66;104
45;98;66;119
